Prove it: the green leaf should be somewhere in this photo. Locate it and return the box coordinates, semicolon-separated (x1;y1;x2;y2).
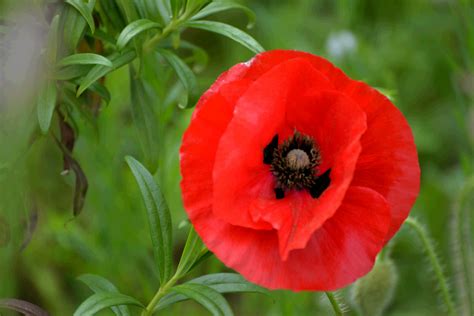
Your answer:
116;19;161;50
189;273;270;296
65;0;96;33
117;0;139;23
171;284;233;316
191;1;256;28
58;53;113;67
156;273;270;311
88;81;112;105
175;227;205;277
55;64;91;80
59;4;87;53
129;72;160;171
77;49;136;96
78;274;131;316
157;49;198;108
185;0;211;14
156;0;172;24
37;80;57;134
47;15;60;64
125;156;173;284
97;0;127;34
183;20;264;54
170;0;184;17
73;292;143;316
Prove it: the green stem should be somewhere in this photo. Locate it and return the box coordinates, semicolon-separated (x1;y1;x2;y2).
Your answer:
405;217;456;316
141;276;179;316
325;292;343;316
143;9;193;55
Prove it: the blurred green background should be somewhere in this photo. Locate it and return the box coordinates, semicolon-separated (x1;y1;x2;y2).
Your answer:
1;0;473;315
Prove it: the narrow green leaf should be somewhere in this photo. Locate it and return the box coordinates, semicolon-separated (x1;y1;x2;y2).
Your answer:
58;53;113;67
157;49;197;108
156;273;269;311
59;4;87;53
185;0;211;14
175;227;205;277
77;49;136;96
171;284;233;316
37;80;57;134
47;15;60;64
55;64;92;80
97;0;127;34
129;72;160;171
189;273;270;296
183;20;264;53
117;0;139;23
73;292;143;316
191;1;256;28
156;0;172;24
65;0;96;33
116;19;161;50
170;0;184;17
125;156;173;284
78;274;131;316
88;82;111;104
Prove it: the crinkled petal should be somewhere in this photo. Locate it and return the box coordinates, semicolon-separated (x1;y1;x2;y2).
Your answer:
342;82;420;240
180;63;252;220
190;186;390;291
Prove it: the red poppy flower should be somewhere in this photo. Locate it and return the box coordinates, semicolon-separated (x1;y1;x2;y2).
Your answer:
180;50;420;291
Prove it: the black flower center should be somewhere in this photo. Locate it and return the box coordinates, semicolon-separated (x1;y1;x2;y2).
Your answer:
263;131;331;199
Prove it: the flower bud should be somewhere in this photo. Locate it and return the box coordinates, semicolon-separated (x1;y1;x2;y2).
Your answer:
351;258;399;316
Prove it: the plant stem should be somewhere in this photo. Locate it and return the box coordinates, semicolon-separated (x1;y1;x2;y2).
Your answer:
141;276;178;316
325;292;343;316
450;176;474;316
405;217;456;316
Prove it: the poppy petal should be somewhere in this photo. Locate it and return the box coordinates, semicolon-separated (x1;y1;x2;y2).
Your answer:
189;186;390;291
342;82;420;240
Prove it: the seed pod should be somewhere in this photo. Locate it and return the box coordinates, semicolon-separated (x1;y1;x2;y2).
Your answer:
351;258;399;316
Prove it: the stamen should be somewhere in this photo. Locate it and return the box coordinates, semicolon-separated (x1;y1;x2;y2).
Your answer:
262;131;330;200
286;149;310;170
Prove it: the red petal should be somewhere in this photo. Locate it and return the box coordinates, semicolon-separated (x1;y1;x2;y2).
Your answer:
180;63;252;220
190;186;390;291
342;83;420;240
